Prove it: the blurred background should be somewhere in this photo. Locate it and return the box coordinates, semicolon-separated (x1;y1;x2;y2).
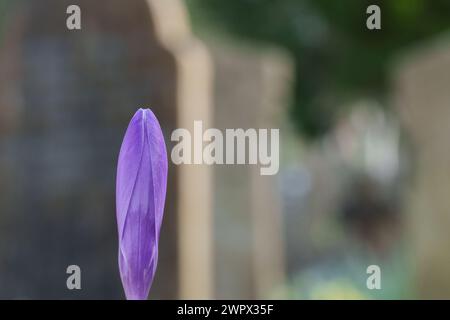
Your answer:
0;0;449;299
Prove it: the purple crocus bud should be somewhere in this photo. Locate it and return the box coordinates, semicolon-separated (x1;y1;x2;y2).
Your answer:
116;108;168;300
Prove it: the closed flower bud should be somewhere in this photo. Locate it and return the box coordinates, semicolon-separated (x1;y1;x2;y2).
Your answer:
116;108;168;300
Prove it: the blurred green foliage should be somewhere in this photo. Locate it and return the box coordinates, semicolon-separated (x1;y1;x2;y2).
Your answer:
187;0;450;138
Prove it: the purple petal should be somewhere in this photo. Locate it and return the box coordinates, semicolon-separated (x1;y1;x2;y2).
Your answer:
116;108;168;300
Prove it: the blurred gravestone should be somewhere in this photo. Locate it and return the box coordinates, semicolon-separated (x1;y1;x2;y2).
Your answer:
393;36;450;299
0;0;212;299
208;43;291;298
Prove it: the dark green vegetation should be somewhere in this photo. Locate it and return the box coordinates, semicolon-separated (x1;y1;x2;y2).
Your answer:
187;0;450;138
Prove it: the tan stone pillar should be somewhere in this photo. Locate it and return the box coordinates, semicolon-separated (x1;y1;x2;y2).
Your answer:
393;38;450;298
146;0;213;299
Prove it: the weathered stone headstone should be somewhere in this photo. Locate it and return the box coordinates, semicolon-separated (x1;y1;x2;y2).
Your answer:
393;36;450;299
208;43;291;298
0;0;212;299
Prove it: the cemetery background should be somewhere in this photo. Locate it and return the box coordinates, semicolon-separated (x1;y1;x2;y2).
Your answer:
0;0;449;299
